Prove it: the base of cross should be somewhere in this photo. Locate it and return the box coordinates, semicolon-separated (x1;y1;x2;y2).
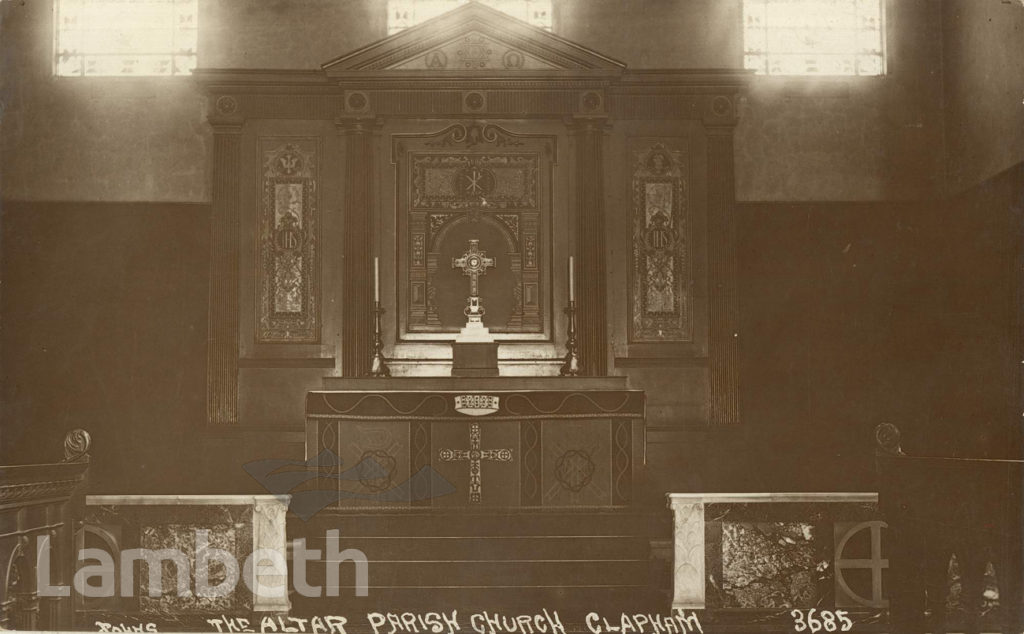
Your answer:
455;313;494;343
452;341;499;377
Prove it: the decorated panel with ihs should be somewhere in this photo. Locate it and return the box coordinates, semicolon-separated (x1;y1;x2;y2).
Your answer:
629;139;693;343
394;123;553;339
257;138;320;343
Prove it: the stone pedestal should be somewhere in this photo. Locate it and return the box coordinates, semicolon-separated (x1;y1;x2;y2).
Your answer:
665;492;883;618
82;494;292;620
451;342;499;377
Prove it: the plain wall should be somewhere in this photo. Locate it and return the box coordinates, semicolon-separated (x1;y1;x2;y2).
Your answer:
941;0;1024;193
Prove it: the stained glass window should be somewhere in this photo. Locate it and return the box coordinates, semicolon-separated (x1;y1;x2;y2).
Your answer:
387;0;552;35
743;0;885;76
55;0;198;76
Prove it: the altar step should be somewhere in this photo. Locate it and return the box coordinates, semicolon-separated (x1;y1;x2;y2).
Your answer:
288;510;663;617
297;535;649;560
296;509;654;536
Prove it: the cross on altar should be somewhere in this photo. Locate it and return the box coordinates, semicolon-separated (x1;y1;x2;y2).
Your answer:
452;239;495;298
438;422;513;504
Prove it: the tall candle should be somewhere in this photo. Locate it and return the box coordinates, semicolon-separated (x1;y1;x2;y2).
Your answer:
374;257;380;303
568;256;575;301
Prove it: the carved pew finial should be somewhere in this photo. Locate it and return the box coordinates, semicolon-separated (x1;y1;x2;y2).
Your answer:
874;423;905;457
63;429;91;463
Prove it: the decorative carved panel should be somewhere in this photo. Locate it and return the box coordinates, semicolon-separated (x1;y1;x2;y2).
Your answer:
257;138;320;343
390;32;559;71
394;123;553;338
628;139;693;343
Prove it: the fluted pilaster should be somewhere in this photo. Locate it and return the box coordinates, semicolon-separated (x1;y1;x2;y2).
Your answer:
568;116;610;376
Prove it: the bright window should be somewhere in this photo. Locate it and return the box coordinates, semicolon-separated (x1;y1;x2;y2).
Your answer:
743;0;885;76
55;0;198;76
387;0;553;35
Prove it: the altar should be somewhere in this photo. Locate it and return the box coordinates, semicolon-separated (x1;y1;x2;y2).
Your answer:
179;0;748;615
305;377;644;509
193;5;745;611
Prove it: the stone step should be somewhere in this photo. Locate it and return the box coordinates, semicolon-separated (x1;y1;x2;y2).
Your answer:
293;510;654;537
300;558;650;587
294;535;649;560
288;586;666;619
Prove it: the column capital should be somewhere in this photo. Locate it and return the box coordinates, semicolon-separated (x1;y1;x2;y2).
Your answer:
564;115;612;135
208;94;245;132
208;120;244;135
701;94;741;128
335;117;383;135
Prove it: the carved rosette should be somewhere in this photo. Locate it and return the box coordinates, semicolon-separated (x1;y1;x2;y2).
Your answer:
629;139;692;343
874;423;904;456
257;139;320;343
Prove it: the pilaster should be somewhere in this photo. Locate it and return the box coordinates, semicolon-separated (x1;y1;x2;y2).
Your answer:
207;99;244;425
337;117;382;377
567;116;611;376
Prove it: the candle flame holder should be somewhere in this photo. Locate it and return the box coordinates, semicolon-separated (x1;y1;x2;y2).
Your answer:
560;300;580;376
368;300;390;377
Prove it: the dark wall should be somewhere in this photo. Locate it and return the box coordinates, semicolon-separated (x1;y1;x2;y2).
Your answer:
730;165;1024;492
731;201;912;490
0;202;211;490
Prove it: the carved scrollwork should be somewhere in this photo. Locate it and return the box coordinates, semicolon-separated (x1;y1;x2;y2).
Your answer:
63;428;91;462
0;480;83;505
874;423;905;456
425;123;526;149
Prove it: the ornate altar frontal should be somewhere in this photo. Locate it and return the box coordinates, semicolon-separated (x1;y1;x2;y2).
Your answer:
305;377;644;509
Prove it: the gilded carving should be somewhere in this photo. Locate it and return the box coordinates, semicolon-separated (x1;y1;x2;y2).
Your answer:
629;139;693;343
396;123;549;337
494;213;520;242
413;155;535;210
258;139;320;343
456;35;493;68
424;49;448;69
554;449;595;492
502;49;525;69
438;422;514;504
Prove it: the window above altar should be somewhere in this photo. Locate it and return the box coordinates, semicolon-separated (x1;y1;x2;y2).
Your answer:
387;0;553;35
743;0;885;76
54;0;198;76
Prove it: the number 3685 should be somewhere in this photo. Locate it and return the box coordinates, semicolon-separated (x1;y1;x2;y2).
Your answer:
790;609;853;632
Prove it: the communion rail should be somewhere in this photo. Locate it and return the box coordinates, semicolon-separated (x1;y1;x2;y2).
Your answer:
874;423;1023;634
0;429;91;630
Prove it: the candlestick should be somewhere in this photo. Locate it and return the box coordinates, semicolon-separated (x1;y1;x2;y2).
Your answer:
374;257;380;303
368;300;390;377
560;299;580;377
568;256;575;302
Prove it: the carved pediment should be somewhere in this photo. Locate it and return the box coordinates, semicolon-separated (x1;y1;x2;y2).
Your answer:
322;2;625;75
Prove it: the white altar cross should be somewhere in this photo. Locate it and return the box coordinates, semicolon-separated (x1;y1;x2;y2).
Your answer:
438;422;513;504
452;239;495;298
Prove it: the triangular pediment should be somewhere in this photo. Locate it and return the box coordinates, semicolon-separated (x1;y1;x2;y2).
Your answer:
322;2;625;75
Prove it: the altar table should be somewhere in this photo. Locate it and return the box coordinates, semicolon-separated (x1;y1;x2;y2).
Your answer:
305;377;645;509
